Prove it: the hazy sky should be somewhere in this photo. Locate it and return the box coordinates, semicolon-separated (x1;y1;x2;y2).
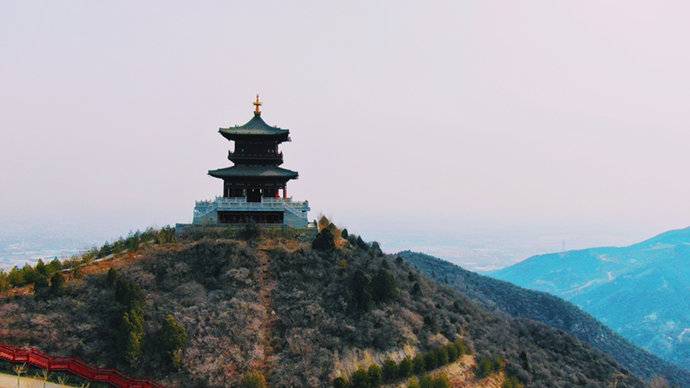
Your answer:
2;1;689;268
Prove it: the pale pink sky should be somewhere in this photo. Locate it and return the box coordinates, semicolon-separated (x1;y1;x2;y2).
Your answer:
1;1;689;267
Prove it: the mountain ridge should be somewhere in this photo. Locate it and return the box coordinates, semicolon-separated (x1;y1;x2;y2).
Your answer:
490;226;690;372
399;250;690;387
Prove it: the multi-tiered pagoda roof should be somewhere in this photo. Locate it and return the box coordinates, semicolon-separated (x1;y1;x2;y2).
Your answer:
189;95;309;227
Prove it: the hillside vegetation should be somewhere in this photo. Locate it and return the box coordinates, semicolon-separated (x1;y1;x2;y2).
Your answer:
400;250;690;387
0;224;644;387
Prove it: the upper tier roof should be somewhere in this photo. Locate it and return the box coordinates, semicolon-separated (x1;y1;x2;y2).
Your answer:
219;113;290;137
208;165;298;179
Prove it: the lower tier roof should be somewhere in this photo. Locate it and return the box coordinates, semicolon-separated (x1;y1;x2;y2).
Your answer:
208;165;298;179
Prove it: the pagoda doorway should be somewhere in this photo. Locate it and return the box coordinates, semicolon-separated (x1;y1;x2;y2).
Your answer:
247;188;262;202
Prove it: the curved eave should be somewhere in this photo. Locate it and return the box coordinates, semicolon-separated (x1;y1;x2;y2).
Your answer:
208;166;299;180
218;128;290;141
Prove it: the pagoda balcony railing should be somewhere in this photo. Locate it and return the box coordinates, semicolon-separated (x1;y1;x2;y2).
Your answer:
194;196;309;218
228;151;283;161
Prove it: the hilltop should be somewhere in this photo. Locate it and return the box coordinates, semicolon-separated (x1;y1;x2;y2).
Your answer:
399;250;690;387
490;226;690;371
0;225;643;387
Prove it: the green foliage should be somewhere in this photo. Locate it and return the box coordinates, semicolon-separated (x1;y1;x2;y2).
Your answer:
454;338;470;356
411;282;422;297
371;268;397;303
108;271;147;366
7;266;25;287
434;347;448;366
475;355;504;378
343;342;468;388
424;352;437;371
397;356;412;378
113;274;144;310
502;375;525;388
240;371;268;388
412;355;425;374
351;368;369;388
414;374;450;388
33;273;50;300
407;376;421;388
367;364;382;387
47;258;62;274
34;259;48;278
0;270;8;291
49;272;65;297
419;374;433;388
371;268;398;302
338;259;349;271
341;228;349;239
21;264;36;284
0;227;176;294
154;226;176;244
333;376;349;388
349;269;373;312
370;241;383;256
160;314;188;368
355;236;368;250
446;343;459;362
312;226;336;251
382;359;397;383
431;373;450;388
118;307;145;366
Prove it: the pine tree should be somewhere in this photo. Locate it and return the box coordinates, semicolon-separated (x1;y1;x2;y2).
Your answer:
350;269;372;312
397;357;412;378
371;268;397;303
412;355;425;374
367;364;382;387
434;347;449;366
49;272;65;297
382;359;398;383
160;314;188;368
119;307;145;366
351;368;369;388
312;227;336;251
333;376;349;388
33;272;50;299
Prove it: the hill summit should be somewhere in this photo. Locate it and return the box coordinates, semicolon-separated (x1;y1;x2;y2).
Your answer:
0;224;644;387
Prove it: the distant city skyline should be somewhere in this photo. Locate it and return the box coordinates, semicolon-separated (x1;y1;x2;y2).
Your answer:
2;1;690;270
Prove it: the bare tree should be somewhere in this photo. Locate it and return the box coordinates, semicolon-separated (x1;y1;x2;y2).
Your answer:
41;369;50;388
13;363;27;388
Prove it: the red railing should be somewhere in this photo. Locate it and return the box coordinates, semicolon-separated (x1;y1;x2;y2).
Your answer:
0;345;163;388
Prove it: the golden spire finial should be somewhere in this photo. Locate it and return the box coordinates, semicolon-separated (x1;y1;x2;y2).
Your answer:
253;94;262;115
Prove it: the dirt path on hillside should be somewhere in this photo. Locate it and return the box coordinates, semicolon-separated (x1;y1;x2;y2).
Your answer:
253;247;278;379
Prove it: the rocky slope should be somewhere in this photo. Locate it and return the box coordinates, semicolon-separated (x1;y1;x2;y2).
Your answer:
0;228;644;387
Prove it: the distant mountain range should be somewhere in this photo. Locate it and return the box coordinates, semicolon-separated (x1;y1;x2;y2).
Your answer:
399;251;690;386
490;227;690;372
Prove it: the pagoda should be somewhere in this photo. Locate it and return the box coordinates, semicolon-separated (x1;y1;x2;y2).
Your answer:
192;96;310;227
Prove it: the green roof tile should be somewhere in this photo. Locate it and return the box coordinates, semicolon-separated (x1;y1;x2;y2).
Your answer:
208;165;298;179
219;114;289;136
